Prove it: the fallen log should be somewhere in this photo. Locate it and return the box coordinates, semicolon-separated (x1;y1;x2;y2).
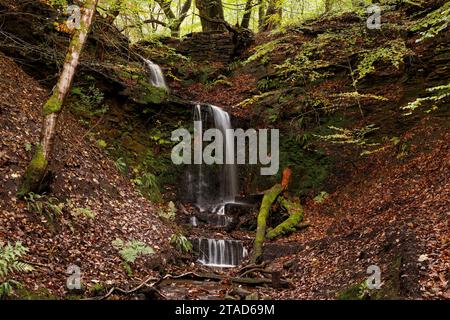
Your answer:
251;168;292;263
250;183;283;263
266;198;304;240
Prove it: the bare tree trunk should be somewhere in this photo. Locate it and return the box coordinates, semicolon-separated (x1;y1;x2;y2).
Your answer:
155;0;192;38
241;0;254;29
195;0;226;32
18;0;99;197
258;0;265;31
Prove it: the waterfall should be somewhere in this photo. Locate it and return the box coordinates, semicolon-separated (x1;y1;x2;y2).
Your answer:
192;104;238;215
195;238;248;268
210;105;238;210
143;59;168;91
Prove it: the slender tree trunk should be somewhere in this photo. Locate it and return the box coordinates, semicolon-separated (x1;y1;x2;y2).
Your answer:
155;0;192;38
258;0;265;31
261;0;282;31
18;0;99;197
324;0;333;14
241;0;253;29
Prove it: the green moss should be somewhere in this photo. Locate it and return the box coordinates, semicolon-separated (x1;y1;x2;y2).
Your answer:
252;184;284;263
337;281;369;300
139;81;168;104
122;80;168;105
266;198;304;240
370;256;402;300
18;144;48;197
42;93;62;116
96;139;107;148
88;283;105;296
15;286;58;300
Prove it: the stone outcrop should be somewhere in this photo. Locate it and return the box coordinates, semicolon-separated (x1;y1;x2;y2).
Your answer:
166;31;235;63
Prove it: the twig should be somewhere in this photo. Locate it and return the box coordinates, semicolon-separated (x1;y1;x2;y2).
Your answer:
86;275;159;300
21;260;49;268
240;268;272;278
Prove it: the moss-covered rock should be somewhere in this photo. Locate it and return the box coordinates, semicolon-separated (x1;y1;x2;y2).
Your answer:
122;80;168;105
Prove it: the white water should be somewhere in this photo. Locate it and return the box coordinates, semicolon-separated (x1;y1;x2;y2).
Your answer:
210;105;238;209
196;238;248;268
193;104;238;216
144;59;168;91
190;216;198;227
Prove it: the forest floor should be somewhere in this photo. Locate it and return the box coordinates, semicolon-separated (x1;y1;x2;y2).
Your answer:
0;53;175;298
258;118;449;299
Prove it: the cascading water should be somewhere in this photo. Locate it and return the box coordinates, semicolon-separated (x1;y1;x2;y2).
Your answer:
191;104;238;217
195;238;248;268
136;59;248;267
210;105;238;215
143;59;168;91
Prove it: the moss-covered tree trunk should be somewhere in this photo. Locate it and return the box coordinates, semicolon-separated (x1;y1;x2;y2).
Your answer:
18;0;99;197
251;184;283;263
266;198;304;240
261;0;282;31
251;168;293;263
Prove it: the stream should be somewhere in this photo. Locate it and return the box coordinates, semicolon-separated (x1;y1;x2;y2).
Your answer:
145;60;257;299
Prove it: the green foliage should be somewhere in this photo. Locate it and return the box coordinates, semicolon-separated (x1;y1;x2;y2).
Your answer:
24;143;32;152
313;191;329;203
24;192;64;224
331;92;388;102
170;233;193;253
115;157;128;174
158;201;177;221
257;78;282;91
70;85;107;119
244;40;281;65
355;40;411;82
315;124;379;146
275;35;339;83
96;139;107;148
112;238;155;264
410;2;450;42
132;172;161;202
238;91;278;108
47;0;67;8
112;238;154;275
337;281;369;300
402;83;450;115
0;242;34;298
148;126;172;146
